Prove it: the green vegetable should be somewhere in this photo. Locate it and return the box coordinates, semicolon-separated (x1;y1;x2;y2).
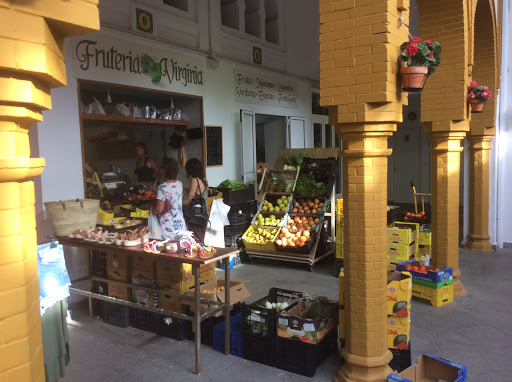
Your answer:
303;302;328;319
140;53;153;73
284;152;311;168
295;175;326;196
217;179;250;190
149;61;162;82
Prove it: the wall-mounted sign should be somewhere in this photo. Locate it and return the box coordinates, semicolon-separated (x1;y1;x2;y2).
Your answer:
253;47;262;65
136;8;153;34
206;126;223;167
72;32;205;95
233;68;297;109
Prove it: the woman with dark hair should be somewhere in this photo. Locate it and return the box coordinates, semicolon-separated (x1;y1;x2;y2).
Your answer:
153;158;186;240
134;142;160;189
183;158;209;243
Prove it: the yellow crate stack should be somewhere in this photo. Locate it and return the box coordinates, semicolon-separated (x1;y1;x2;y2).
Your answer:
412;283;453;307
336;199;344;259
386;222;418;266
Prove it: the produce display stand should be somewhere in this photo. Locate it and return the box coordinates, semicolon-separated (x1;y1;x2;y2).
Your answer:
58;237;238;375
246;148;340;271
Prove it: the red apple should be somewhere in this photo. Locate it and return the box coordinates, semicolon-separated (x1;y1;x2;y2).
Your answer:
311;209;317;213
319;203;324;208
292;208;298;212
313;199;320;204
314;218;319;224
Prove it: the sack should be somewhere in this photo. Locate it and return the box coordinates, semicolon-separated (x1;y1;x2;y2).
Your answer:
184;179;209;225
148;210;163;240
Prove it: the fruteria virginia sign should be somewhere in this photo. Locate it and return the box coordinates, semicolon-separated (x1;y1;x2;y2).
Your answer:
72;33;205;95
234;68;297;109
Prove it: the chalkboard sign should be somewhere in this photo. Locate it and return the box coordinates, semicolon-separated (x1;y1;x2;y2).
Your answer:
206;126;223;167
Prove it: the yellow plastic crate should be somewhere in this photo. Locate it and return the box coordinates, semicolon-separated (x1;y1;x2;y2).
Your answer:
416;244;431;260
336;198;344;214
336;214;344;258
412;283;453;307
242;225;280;251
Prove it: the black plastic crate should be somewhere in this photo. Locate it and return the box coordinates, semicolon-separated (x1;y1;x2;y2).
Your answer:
155;315;190;341
389;342;411;373
228;200;257;225
241;288;303;339
91;281;108;317
129;307;159;333
216;186;255;206
276;328;337;377
103;302;130;328
242;333;277;367
224;223;249;247
91;251;107;277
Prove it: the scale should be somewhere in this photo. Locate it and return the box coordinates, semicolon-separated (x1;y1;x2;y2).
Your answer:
101;172;125;190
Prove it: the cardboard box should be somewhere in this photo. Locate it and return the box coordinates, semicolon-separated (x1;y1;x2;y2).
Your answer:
107;253;130;282
159;289;186;313
132;255;156;280
277;298;338;344
396;261;453;283
387;354;467;381
108;283;131;301
387;271;412;317
418;231;432;245
183;279;251;312
387;242;417;263
387;316;410;349
156;259;216;293
97;209;126;225
387;222;418;244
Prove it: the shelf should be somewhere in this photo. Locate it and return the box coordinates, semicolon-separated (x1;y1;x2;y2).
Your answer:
81;113;190;127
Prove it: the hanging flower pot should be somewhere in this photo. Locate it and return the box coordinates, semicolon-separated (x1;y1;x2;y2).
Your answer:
398;37;442;92
400;66;428;92
469;99;485;113
467;81;492;113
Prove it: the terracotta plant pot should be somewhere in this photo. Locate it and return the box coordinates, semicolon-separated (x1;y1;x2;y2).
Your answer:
400;66;428;92
469;99;485;113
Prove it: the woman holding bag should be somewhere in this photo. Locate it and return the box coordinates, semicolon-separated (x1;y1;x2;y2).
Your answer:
183;158;209;244
153;158;186;240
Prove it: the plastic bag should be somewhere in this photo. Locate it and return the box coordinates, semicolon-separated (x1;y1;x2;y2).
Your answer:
84;96;106;114
204;198;231;248
148;210;163;240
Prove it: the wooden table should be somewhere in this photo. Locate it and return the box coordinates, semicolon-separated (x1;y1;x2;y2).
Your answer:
58;237;239;375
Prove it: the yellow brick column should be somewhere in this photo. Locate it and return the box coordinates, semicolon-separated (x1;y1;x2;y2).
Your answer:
427;131;467;296
0;2;99;381
464;135;493;251
335;127;394;382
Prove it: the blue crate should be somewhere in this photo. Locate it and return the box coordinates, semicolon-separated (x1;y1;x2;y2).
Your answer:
212;313;243;357
396;260;453;283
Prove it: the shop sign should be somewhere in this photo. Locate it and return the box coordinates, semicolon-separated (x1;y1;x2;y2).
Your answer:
234;68;297;109
72;33;205;95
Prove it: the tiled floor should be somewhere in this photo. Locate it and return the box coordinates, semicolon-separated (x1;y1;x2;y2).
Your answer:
62;247;512;381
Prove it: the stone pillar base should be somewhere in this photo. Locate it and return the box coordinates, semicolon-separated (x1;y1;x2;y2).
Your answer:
334;349;393;382
452;268;466;296
464;235;493;252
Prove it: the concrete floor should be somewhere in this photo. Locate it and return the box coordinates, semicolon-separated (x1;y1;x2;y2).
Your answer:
63;247;512;381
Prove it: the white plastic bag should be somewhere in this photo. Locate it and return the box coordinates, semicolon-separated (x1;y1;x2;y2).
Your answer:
84;96;106;114
204;199;231;247
148;210;163;240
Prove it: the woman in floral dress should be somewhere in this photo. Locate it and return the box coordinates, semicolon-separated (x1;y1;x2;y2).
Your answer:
153;157;186;240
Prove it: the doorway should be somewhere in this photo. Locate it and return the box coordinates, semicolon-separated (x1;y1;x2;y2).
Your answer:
256;114;286;169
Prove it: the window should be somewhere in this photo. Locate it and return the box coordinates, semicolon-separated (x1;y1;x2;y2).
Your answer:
221;0;239;30
264;0;279;44
163;0;188;12
245;0;261;38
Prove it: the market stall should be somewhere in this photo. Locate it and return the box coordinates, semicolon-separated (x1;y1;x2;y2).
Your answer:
59;236;239;375
243;148;340;271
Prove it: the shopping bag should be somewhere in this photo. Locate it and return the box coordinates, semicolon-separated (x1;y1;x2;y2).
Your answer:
204;199;231;247
148;210;163;240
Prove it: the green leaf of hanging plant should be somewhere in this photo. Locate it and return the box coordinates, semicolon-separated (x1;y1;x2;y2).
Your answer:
149;61;162;82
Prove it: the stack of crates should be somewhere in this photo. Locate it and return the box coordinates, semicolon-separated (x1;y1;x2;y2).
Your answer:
335;199;344;275
396;260;454;307
387;271;412;372
224;200;257;247
416;224;432;265
387;222;419;266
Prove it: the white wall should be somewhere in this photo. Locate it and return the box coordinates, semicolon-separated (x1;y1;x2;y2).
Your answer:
496;0;512;246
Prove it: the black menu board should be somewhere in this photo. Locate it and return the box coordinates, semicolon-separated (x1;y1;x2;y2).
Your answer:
206;126;223;167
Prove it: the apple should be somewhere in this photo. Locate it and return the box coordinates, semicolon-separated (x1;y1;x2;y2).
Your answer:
314;218;319;224
319;203;324;208
292;208;298;212
313;204;319;209
307;202;314;209
294;202;300;207
311;209;317;213
313;198;320;204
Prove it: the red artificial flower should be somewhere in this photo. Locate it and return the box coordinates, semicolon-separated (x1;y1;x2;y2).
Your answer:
406;43;419;56
412;36;421;43
483;91;492;99
427;51;433;58
424;40;432;45
467;92;476;99
469;81;478;88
